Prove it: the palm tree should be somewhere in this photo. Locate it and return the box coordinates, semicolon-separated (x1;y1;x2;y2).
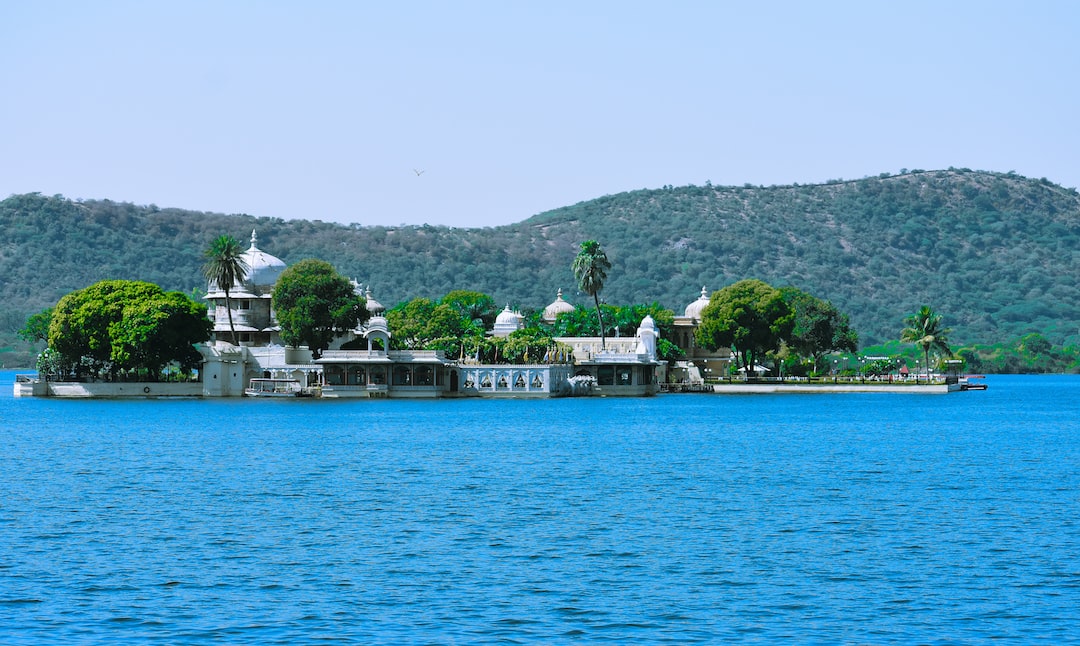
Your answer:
572;240;612;350
202;234;248;346
900;305;952;377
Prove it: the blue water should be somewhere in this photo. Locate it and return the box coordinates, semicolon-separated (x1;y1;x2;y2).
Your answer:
1;373;1078;643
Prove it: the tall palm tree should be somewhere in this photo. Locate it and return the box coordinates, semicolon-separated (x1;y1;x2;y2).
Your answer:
572;240;612;350
900;305;952;377
202;234;248;346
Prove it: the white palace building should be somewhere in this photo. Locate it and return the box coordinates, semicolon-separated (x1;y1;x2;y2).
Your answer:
17;232;731;398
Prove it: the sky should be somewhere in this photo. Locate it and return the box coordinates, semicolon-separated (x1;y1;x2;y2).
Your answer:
3;1;1078;228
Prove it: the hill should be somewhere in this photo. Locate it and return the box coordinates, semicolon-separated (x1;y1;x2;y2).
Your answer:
2;168;1078;367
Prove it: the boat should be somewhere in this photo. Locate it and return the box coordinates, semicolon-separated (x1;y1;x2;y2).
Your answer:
960;375;988;391
245;378;309;397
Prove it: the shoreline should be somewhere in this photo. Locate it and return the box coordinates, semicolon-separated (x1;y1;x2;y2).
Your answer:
704;382;953;394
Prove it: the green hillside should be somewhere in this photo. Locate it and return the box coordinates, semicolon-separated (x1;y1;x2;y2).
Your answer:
2;168;1078;367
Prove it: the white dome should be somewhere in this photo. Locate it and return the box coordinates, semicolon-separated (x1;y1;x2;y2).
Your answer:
684;286;711;320
639;314;657;331
206;230;286;297
493;305;524;337
365;315;389;335
240;230;287;290
542;289;575;322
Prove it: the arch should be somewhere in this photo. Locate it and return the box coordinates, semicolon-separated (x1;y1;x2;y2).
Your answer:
325;365;346;386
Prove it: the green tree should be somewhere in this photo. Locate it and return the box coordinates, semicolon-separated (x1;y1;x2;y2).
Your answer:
386;298;437;349
201;234;247;346
572;240;612;350
272;259;369;359
696;279;795;374
387;297;474;355
550;304;618;337
441;290;498;329
780;287;859;373
501;327;557;364
109;290;211;375
900;305;952;377
48;280;210;379
19;307;53;344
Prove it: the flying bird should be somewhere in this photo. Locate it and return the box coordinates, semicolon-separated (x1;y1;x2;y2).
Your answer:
413;168;425;176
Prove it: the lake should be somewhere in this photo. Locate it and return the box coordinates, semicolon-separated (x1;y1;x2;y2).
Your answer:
1;372;1078;643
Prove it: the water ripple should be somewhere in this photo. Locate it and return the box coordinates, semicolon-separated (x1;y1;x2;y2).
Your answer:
1;375;1079;642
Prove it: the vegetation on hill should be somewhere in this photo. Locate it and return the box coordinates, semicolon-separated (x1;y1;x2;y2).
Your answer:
2;168;1078;369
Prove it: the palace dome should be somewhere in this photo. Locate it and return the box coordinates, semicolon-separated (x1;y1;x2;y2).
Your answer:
684;286;711;320
208;230;286;297
542;289;575;322
493;305;524;337
240;230;287;291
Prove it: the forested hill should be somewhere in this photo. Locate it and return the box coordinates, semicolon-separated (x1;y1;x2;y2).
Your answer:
2;168;1078;365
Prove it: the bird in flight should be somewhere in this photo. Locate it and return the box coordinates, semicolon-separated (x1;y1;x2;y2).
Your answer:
413;168;425;176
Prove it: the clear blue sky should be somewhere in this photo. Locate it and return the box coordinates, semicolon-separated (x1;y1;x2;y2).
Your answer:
3;1;1078;227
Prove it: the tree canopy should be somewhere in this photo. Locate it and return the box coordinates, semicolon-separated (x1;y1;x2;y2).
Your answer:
386;297;472;355
441;290;499;329
572;240;612;350
46;280;210;379
900;305;953;375
271;259;369;358
696;279;795;373
780;286;858;372
201;234;248;345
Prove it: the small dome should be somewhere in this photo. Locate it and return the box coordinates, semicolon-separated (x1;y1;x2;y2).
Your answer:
493;305;524;337
684;286;711;320
365;315;390;336
639;314;657;331
542;289;575;322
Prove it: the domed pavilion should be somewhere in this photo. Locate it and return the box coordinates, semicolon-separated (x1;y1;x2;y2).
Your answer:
206;230;287;347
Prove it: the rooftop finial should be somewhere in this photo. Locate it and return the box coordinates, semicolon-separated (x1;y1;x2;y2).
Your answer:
251;229;258;248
